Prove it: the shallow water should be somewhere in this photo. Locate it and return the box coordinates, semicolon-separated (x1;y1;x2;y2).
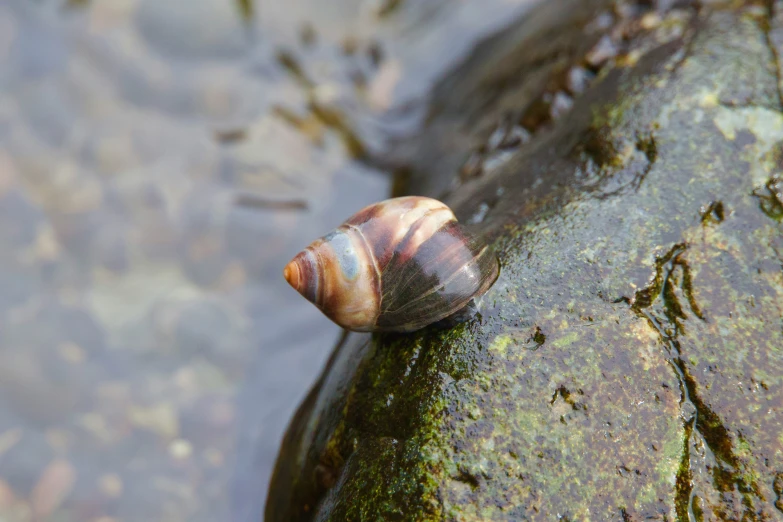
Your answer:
0;0;537;520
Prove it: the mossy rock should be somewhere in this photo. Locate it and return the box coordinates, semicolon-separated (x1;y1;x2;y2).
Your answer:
267;3;783;520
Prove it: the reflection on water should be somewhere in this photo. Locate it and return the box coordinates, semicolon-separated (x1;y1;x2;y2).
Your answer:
0;0;535;520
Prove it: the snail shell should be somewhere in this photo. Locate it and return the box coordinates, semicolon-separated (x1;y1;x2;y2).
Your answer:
283;196;499;332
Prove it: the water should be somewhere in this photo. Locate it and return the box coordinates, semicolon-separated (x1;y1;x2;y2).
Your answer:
0;0;538;520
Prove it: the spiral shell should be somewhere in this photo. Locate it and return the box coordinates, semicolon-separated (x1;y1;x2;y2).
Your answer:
283;196;499;332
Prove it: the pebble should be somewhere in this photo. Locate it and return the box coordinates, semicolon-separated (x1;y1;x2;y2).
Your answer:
128;403;179;440
0;478;16;509
168;438;193;460
586;35;619;68
549;92;574;120
566;66;594;95
30;458;76;519
98;473;124;498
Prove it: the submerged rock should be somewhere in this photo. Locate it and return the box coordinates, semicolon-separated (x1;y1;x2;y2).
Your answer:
267;2;783;520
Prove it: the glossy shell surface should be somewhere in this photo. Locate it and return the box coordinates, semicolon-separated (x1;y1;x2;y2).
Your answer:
284;196;499;332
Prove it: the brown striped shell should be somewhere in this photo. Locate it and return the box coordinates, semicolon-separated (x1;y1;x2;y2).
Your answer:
283;196;499;332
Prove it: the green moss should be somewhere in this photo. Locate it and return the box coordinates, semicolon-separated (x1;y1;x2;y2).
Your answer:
551;331;580;349
487;334;513;356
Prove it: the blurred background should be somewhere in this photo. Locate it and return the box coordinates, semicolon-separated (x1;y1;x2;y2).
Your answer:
0;0;538;520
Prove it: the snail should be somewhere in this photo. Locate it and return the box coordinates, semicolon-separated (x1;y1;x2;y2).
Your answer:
283;196;499;332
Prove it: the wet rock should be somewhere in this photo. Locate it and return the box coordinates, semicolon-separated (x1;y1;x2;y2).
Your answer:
377;0;616;198
268;4;783;521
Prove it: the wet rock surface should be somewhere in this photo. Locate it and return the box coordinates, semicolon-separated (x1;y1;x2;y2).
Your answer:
268;2;783;520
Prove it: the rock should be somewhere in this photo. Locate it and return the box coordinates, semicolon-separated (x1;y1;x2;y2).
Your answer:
30;458;76;519
267;3;783;521
379;0;615;199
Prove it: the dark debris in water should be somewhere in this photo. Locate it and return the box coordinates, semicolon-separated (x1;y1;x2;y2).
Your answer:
236;0;253;21
233;193;309;211
700;200;725;225
752;175;783;221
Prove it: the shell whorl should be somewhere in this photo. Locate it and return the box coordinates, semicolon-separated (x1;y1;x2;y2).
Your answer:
284;196;498;332
284;227;381;331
